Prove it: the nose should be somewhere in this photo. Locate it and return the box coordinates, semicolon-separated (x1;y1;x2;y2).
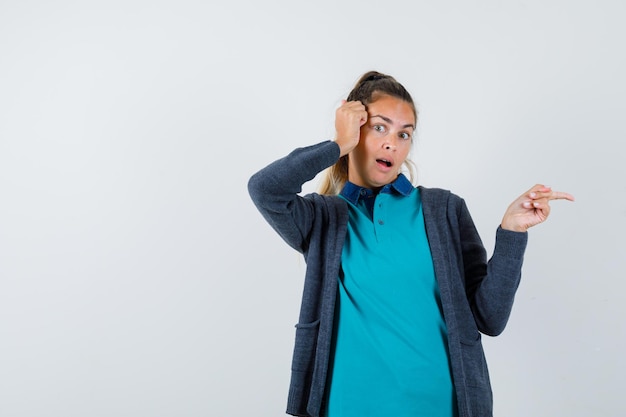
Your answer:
383;137;397;151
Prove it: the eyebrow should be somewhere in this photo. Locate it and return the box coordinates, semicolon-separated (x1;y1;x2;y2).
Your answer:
370;114;415;129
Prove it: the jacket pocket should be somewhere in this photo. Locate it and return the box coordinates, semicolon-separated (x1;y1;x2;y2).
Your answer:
459;332;491;390
291;320;320;372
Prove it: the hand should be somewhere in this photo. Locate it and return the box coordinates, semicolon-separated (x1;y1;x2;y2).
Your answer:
334;100;368;157
501;184;575;232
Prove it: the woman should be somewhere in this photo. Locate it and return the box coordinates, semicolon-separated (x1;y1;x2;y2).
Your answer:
248;71;573;417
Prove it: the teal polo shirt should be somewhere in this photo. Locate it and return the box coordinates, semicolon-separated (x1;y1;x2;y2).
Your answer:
325;174;457;417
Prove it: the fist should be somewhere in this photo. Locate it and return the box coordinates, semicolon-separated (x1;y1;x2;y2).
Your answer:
334;100;368;157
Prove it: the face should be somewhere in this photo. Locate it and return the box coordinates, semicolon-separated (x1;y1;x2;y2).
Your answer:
348;95;415;190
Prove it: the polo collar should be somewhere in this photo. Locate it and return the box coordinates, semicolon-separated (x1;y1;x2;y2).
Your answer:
340;173;413;205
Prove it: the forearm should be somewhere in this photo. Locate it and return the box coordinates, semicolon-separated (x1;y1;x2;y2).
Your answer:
248;141;339;205
471;227;528;336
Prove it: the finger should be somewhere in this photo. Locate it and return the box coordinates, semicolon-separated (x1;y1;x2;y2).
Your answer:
529;190;552;200
549;191;575;202
359;111;368;126
529;184;551;192
523;199;551;218
527;184;574;202
339;101;356;111
523;198;549;209
344;100;363;108
345;104;367;116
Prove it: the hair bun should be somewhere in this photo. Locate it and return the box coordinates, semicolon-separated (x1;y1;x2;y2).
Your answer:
363;72;387;83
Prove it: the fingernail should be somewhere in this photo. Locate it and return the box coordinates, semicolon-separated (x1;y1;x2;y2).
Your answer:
530;192;536;198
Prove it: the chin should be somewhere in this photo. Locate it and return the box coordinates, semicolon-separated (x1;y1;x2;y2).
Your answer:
369;177;392;189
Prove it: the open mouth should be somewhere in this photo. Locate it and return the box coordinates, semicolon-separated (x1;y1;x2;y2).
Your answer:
376;159;392;167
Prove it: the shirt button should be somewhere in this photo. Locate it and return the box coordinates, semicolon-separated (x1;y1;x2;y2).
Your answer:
360;190;367;196
378;219;384;225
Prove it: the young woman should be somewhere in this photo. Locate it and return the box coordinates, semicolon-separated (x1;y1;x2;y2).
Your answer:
248;71;573;417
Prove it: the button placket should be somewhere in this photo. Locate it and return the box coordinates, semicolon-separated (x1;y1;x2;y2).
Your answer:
373;194;388;241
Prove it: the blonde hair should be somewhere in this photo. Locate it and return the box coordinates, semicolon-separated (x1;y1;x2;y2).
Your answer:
318;71;418;195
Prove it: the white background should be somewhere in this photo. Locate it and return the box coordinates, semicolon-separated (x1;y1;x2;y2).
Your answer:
1;1;624;416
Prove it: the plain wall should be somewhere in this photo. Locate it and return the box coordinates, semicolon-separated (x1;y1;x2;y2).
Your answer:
1;0;624;416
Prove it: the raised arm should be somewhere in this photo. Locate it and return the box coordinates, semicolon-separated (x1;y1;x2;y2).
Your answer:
247;141;340;253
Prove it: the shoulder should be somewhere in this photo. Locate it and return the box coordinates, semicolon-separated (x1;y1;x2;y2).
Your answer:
418;185;465;206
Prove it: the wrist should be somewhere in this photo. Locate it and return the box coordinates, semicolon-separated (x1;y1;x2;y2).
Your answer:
334;138;353;157
500;221;527;233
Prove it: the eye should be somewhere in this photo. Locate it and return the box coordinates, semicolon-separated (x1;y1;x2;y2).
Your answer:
399;131;412;140
373;124;386;133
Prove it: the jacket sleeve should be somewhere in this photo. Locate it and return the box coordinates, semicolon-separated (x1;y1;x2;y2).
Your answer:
247;141;341;253
458;199;528;336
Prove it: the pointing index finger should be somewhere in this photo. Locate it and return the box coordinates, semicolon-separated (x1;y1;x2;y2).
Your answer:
550;191;575;202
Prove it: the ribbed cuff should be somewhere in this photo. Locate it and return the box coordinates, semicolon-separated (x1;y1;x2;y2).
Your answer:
493;226;528;260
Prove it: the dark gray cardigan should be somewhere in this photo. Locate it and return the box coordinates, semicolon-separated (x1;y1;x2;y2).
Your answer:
248;141;528;417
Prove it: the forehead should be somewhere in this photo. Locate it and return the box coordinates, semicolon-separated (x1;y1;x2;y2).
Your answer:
367;95;416;125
